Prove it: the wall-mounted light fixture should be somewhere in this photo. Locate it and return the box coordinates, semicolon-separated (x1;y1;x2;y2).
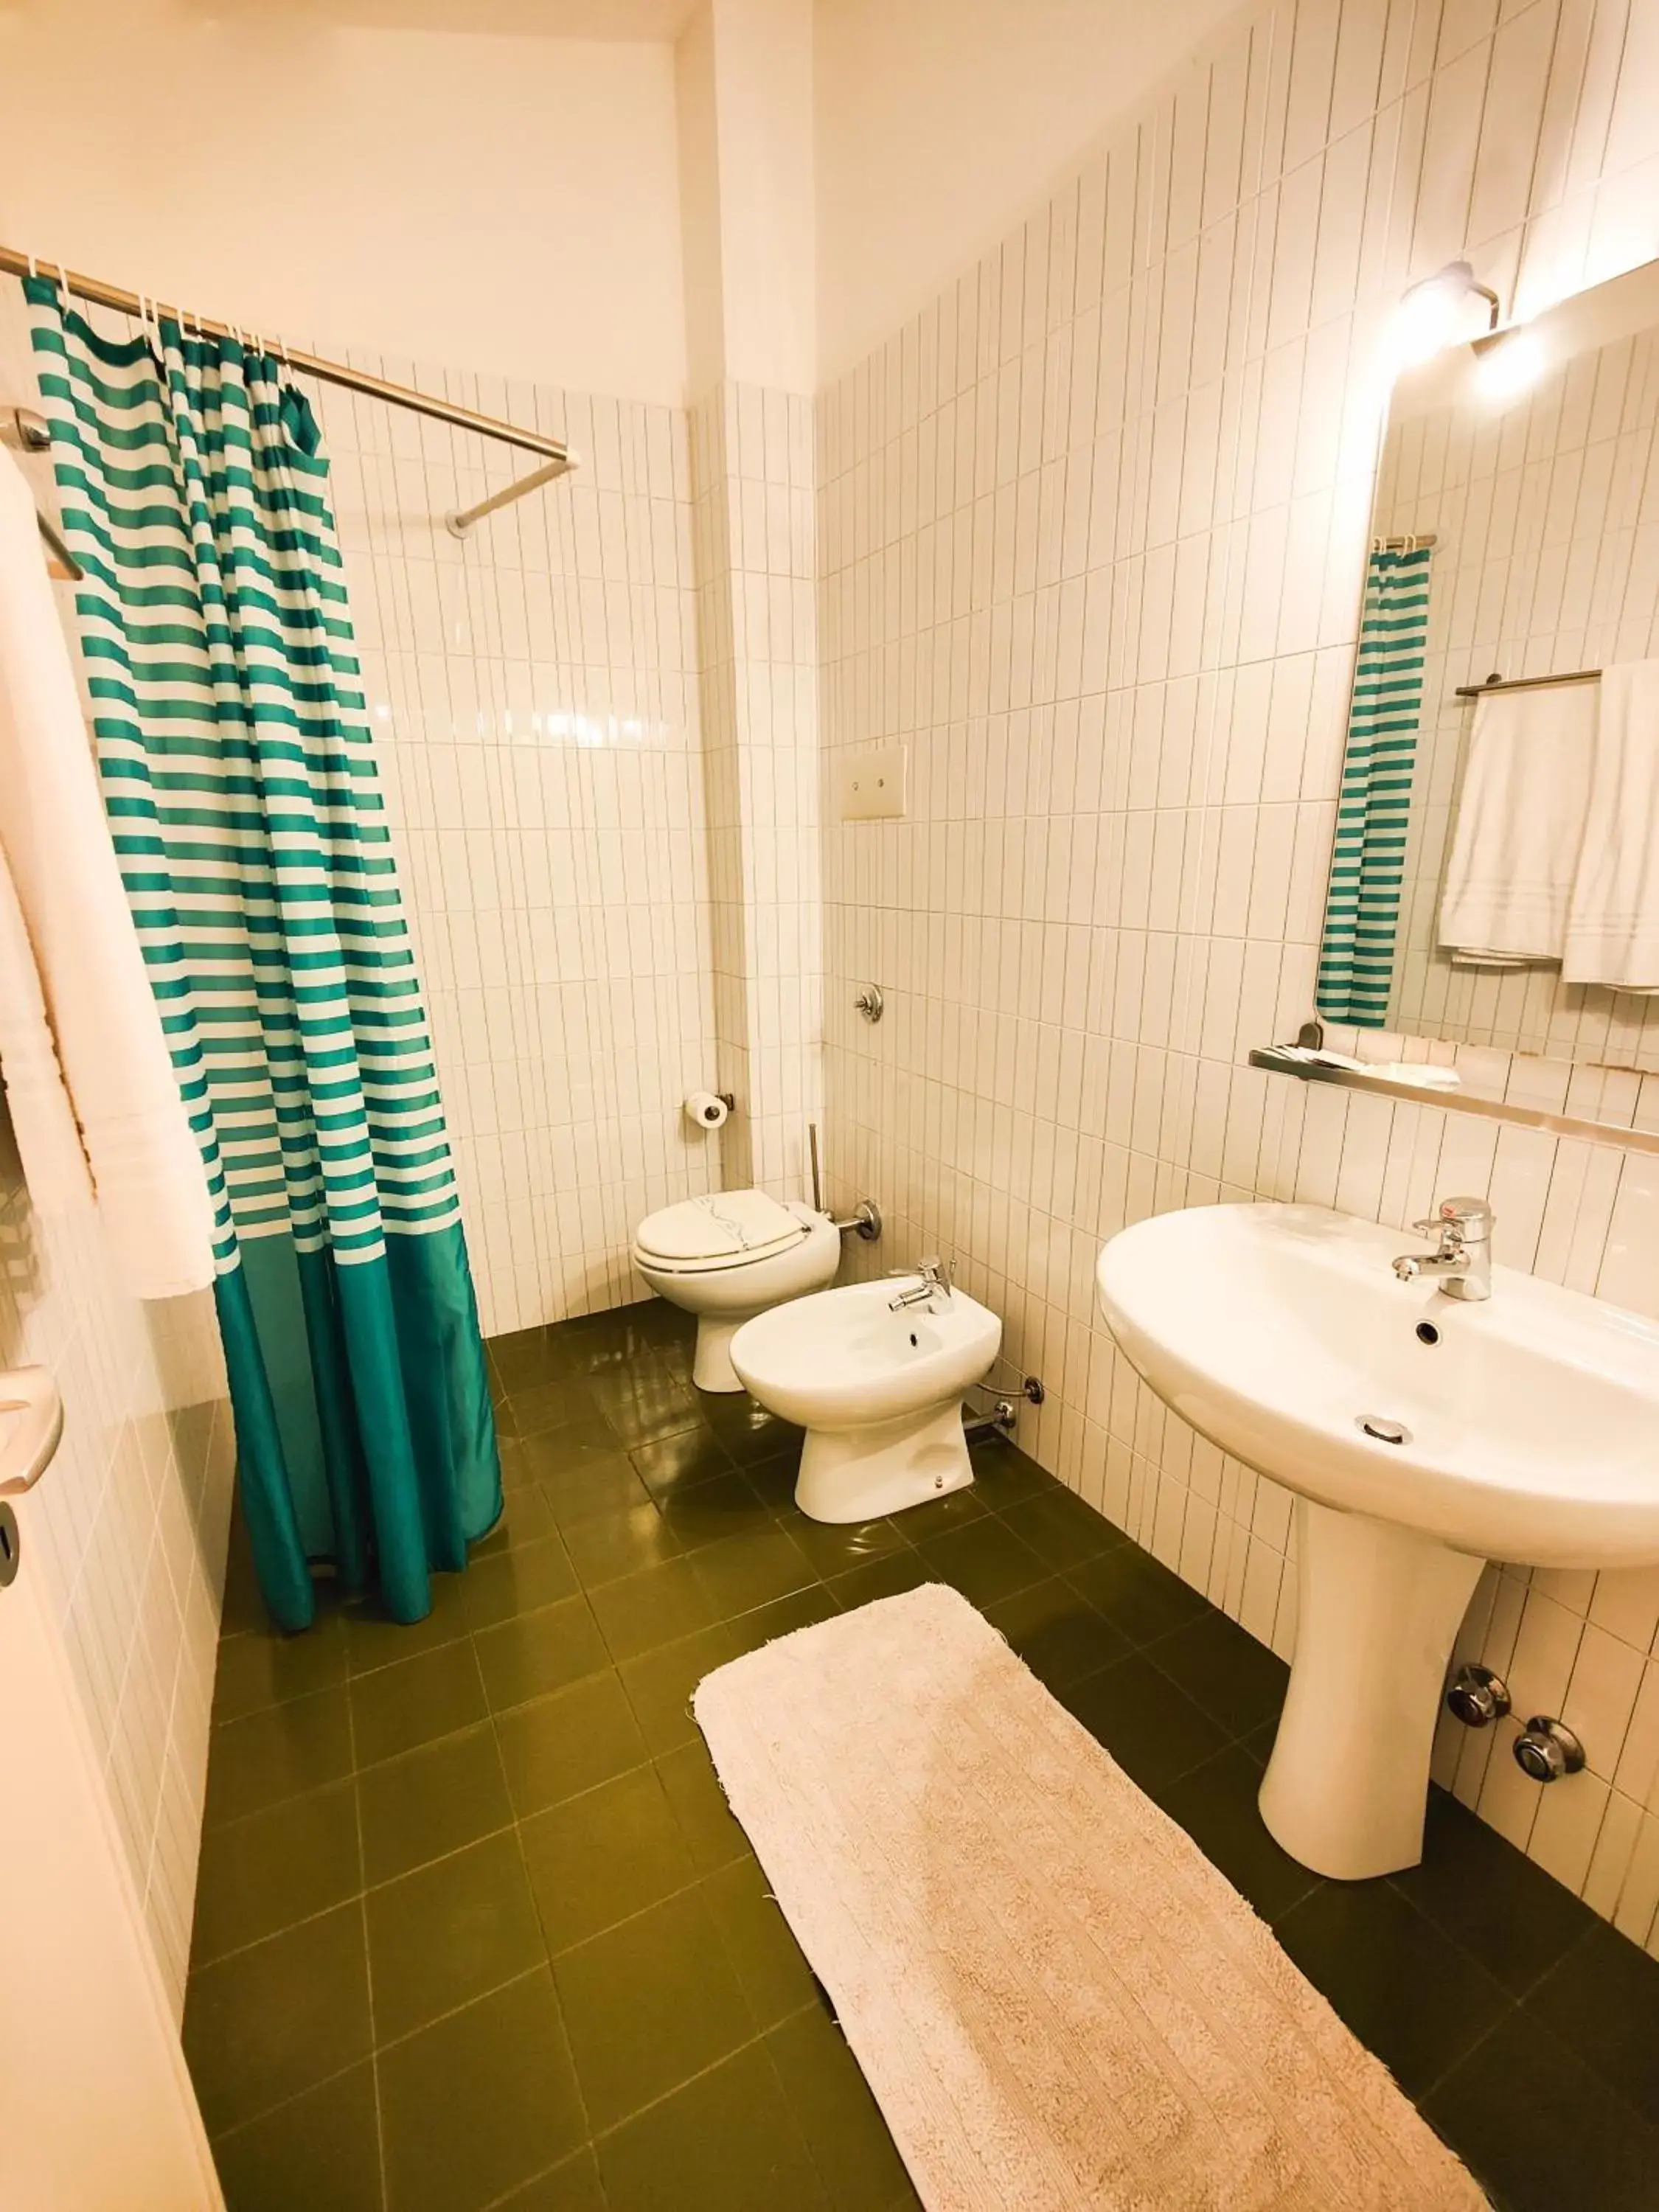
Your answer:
1389;260;1502;369
1472;324;1547;405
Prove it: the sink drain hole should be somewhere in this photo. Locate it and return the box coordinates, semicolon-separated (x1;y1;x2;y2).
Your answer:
1416;1321;1440;1346
1357;1413;1411;1446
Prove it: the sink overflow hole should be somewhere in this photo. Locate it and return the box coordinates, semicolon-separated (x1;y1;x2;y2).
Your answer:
1416;1321;1440;1346
1357;1413;1411;1446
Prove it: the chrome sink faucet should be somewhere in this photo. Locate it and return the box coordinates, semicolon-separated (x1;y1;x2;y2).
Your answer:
889;1255;951;1311
1392;1197;1493;1302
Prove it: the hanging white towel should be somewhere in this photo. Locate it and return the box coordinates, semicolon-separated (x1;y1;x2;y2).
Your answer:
1438;681;1597;966
0;840;94;1209
1562;659;1659;992
0;448;215;1298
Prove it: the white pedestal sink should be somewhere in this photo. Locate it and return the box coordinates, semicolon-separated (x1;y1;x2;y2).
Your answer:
1096;1203;1659;1880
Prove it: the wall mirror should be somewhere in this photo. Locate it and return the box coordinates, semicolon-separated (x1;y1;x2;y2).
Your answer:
1314;255;1659;1082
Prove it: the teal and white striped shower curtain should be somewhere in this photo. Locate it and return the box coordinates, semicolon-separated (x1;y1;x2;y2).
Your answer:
1316;543;1435;1027
24;276;501;1632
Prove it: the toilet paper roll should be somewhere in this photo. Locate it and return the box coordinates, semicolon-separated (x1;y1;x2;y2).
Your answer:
684;1091;729;1131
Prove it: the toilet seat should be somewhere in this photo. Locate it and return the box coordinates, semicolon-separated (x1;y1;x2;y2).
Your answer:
633;1190;810;1276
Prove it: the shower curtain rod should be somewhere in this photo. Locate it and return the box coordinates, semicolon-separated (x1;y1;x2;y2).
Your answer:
0;247;571;474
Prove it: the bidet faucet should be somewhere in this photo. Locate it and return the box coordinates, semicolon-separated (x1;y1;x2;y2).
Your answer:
1391;1196;1493;1302
888;1256;951;1310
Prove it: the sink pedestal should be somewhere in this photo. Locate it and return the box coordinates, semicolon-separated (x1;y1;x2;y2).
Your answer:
1259;1498;1484;1880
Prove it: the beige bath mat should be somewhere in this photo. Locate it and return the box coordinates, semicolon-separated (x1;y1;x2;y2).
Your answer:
692;1583;1486;2211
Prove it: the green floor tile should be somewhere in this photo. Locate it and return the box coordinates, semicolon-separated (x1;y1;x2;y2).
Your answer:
192;1780;362;1966
690;1524;818;1616
205;1687;354;1828
1058;1650;1230;1794
488;2149;609;2211
723;1582;837;1653
628;1424;735;1498
1392;1785;1598;1998
472;1484;557;1555
209;2059;384;2212
474;1594;611;1711
591;1372;703;1450
655;1740;749;1874
914;1514;1046;1608
515;1439;650;1529
462;1534;580;1629
588;1555;722;1663
351;1640;488;1766
378;1969;586;2212
594;2040;830;2212
700;1857;818;2032
651;1470;773;1551
554;1886;757;2131
366;1831;545;2044
1273;1882;1511;2099
825;1552;936;1611
766;2004;919;2211
358;1723;514;1885
617;1622;740;1754
495;1668;650;1817
521;1763;693;1952
184;1902;372;2136
779;1509;908;1579
499;1376;604;1441
342;1574;471;1677
737;1450;802;1512
489;1325;571;1395
1144;1607;1290;1737
891;1485;987;1540
1066;1541;1209;1645
1155;1744;1322;1922
1422;2007;1659;2212
212;1611;349;1725
997;1484;1122;1571
560;1498;686;1588
961;1441;1053;1510
981;1575;1129;1691
703;1397;801;1467
1526;1921;1659;2124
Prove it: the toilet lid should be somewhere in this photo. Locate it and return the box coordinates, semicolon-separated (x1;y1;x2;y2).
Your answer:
635;1189;808;1266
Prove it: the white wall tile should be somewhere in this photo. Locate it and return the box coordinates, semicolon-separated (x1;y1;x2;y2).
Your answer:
817;0;1659;1947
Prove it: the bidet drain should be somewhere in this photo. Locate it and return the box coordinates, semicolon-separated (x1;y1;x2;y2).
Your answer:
1356;1413;1411;1445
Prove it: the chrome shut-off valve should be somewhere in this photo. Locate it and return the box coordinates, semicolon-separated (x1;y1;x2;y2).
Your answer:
1445;1663;1511;1728
1514;1717;1586;1784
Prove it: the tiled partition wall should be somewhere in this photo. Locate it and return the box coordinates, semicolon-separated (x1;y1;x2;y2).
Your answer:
1380;313;1659;1066
690;383;824;1200
0;1175;231;2016
316;368;724;1335
0;294;233;2016
818;0;1659;1954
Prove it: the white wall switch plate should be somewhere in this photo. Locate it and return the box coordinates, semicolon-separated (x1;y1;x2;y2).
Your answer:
836;743;907;821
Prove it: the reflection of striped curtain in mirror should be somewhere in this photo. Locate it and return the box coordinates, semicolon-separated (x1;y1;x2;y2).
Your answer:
1316;543;1435;1026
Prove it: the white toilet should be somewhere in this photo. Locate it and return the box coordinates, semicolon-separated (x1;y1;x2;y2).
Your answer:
632;1189;841;1393
731;1273;1001;1522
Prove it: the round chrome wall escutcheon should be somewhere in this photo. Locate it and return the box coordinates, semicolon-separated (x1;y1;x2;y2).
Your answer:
1446;1663;1511;1727
855;984;884;1023
1513;1716;1586;1783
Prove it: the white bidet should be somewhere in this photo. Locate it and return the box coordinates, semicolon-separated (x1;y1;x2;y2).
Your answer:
731;1276;1001;1523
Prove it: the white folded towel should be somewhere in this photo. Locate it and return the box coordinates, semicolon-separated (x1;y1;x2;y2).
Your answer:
0;448;215;1298
1562;659;1659;991
1439;681;1597;965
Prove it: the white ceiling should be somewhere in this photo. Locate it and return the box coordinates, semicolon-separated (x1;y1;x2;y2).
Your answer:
199;0;698;38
